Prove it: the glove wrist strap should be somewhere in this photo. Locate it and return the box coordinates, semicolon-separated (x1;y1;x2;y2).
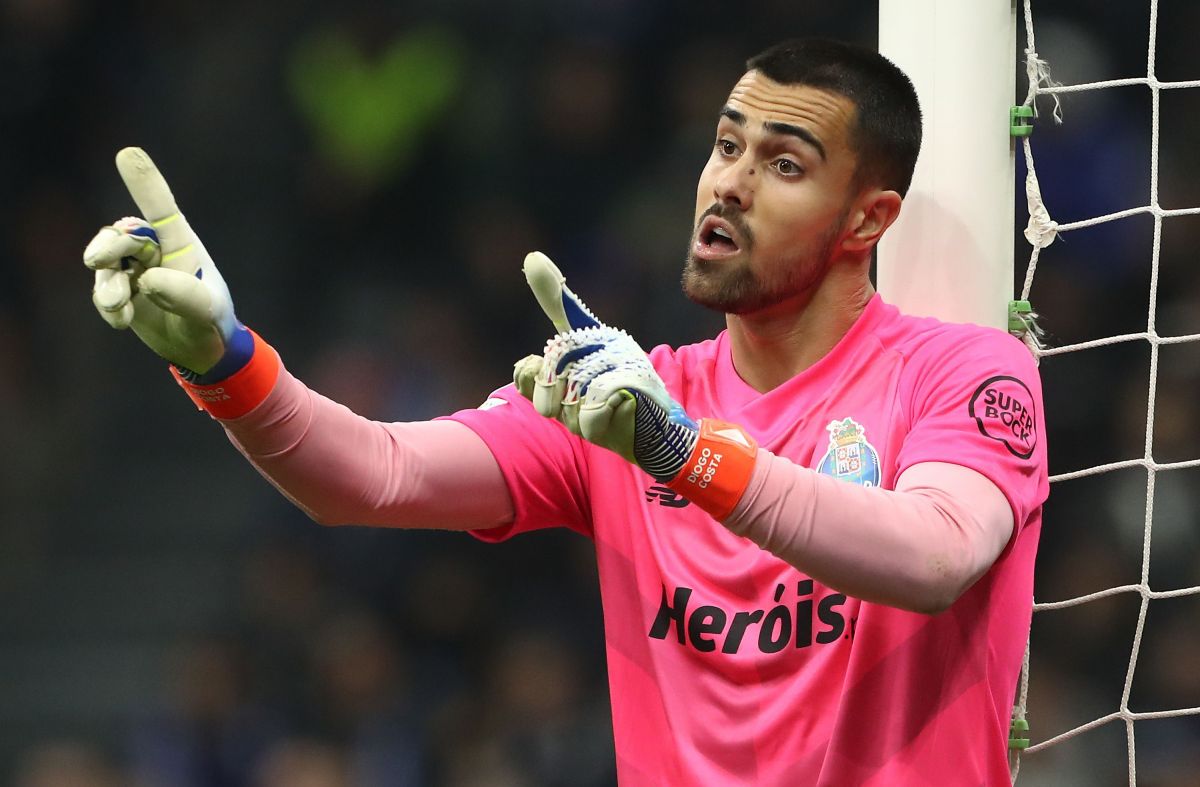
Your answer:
630;391;699;481
179;323;256;385
665;419;757;521
170;329;280;419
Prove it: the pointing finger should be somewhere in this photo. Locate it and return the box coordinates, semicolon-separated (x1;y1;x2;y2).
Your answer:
114;147;177;222
114;147;196;257
522;251;602;333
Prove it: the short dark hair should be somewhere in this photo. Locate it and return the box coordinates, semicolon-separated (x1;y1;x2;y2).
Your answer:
746;39;922;197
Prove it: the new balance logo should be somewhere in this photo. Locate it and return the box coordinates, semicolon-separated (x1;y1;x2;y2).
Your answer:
644;485;690;508
712;427;751;447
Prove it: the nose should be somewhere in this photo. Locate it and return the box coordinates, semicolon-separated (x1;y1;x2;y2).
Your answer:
713;158;755;211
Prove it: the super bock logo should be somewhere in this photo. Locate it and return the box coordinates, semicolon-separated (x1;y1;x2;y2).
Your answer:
968;375;1037;459
816;417;881;487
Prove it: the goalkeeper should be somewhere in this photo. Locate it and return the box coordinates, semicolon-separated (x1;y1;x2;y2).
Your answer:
84;39;1047;786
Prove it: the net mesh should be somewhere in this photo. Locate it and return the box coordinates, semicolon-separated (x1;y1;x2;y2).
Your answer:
1011;1;1200;783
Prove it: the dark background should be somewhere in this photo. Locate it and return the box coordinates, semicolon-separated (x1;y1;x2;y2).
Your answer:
1;1;1198;785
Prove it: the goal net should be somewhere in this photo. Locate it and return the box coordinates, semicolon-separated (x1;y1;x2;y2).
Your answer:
1010;1;1200;784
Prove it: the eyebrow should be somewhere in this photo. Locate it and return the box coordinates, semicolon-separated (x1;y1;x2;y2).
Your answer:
719;106;827;162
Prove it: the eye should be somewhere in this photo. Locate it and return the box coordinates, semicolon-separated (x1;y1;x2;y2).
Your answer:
716;139;740;157
773;158;804;177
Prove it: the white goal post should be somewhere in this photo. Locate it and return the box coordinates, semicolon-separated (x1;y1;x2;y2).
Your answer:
877;0;1018;330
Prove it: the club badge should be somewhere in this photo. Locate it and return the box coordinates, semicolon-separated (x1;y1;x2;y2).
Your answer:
816;417;881;487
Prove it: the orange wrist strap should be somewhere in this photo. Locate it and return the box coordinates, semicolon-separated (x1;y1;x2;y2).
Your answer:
665;419;758;521
169;329;281;419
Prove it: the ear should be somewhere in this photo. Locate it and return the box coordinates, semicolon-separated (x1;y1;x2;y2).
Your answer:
841;190;903;253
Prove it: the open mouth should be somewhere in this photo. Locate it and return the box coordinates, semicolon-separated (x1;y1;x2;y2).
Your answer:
694;215;743;260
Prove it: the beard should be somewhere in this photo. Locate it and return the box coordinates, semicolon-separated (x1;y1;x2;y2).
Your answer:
681;205;849;315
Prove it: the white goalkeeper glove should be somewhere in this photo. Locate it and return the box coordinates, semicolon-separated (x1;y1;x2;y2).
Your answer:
514;251;698;480
514;253;758;521
83;147;252;382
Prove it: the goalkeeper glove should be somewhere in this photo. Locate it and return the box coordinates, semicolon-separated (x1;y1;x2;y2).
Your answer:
514;252;758;520
83;147;278;417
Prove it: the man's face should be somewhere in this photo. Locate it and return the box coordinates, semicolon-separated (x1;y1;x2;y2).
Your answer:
684;71;861;314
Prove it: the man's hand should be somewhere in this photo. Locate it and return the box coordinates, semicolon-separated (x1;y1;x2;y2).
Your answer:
514;252;701;481
83;147;248;380
515;251;759;520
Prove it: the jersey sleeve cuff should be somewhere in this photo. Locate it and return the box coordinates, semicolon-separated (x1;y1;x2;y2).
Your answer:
169;329;281;419
665;418;758;520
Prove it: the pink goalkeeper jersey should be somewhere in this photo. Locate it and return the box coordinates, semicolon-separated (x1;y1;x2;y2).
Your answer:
449;294;1048;786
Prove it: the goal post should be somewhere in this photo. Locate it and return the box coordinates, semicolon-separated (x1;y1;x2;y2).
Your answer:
877;0;1018;330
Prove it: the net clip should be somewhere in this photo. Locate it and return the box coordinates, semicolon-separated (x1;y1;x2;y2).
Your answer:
1008;300;1033;334
1011;105;1034;137
1009;716;1030;751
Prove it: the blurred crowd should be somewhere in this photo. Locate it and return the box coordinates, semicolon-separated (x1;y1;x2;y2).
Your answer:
1;0;1199;784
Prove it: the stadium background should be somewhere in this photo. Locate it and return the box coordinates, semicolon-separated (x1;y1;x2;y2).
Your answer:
2;0;1198;784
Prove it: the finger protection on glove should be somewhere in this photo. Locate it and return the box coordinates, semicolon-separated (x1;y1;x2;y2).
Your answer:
523;251;601;333
92;269;135;328
83;224;160;271
513;354;542;400
115;146;198;262
138;267;216;324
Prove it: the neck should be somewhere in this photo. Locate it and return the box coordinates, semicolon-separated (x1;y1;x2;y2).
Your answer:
726;257;875;393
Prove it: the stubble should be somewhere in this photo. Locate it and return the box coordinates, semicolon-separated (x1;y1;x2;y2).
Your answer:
681;205;848;315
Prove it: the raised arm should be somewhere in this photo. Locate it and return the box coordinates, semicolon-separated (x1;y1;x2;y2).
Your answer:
84;147;513;532
219;367;513;529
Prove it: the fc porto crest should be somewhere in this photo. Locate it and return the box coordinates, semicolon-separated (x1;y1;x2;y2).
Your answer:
816;418;881;487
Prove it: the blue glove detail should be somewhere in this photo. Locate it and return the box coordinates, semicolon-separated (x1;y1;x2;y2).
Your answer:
631;392;700;481
562;289;601;330
127;224;159;241
555;343;606;374
180;321;256;384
